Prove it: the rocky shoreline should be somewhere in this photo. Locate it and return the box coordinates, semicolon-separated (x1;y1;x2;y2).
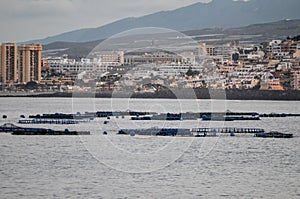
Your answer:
1;88;300;100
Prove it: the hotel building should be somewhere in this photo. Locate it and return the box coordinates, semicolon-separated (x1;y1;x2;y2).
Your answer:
0;43;42;85
0;43;18;84
18;44;42;83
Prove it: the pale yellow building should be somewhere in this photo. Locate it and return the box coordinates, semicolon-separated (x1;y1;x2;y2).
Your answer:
18;44;42;83
0;43;18;84
293;71;300;90
0;43;42;85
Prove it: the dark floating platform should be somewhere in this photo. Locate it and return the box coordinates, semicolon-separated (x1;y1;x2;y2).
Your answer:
254;131;293;138
96;111;156;118
201;115;260;121
19;118;90;125
12;129;90;135
29;112;95;120
0;123;90;135
26;111;300;122
118;128;191;136
97;111;300;121
259;113;300;117
0;123;21;133
118;127;266;137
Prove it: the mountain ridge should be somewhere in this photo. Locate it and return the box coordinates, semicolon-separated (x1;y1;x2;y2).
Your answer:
31;0;300;44
42;19;300;59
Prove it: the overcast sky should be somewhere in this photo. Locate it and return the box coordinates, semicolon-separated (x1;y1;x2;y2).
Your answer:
0;0;211;42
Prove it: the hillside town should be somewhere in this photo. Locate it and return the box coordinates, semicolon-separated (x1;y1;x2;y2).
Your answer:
1;35;300;94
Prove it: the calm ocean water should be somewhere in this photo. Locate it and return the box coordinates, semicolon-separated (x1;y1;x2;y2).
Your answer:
0;98;299;198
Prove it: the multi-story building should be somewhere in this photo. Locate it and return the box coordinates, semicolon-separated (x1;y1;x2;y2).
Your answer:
200;43;215;56
266;40;282;54
292;71;300;90
200;43;237;61
47;57;103;73
95;51;124;66
0;43;18;84
124;52;184;65
18;44;42;83
280;39;300;53
0;43;42;85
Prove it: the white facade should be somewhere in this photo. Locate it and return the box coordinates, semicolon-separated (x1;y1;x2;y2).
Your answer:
95;51;124;66
47;57;105;72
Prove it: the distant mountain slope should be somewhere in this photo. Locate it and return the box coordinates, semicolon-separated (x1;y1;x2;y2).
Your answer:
29;0;300;44
43;40;101;59
43;19;300;59
185;19;300;41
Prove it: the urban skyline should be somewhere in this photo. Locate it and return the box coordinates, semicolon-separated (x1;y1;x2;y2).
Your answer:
0;33;299;94
0;0;299;95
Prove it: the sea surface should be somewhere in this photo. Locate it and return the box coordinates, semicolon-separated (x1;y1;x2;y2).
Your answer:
0;98;299;198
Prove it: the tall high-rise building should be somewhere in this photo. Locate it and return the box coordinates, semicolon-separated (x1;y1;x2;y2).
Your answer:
18;44;42;83
0;43;42;85
0;43;18;84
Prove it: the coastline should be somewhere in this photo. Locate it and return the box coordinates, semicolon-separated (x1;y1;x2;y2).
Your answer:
1;88;300;100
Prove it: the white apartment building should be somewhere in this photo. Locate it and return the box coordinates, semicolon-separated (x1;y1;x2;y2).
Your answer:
47;56;105;72
267;40;282;53
94;51;124;66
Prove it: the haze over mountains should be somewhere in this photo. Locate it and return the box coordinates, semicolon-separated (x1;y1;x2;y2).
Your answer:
30;0;300;44
43;19;300;59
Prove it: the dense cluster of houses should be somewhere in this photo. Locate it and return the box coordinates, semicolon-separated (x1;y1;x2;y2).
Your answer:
40;37;300;92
